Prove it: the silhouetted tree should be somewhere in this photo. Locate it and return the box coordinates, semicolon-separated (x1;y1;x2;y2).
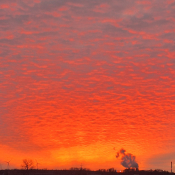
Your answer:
21;159;34;170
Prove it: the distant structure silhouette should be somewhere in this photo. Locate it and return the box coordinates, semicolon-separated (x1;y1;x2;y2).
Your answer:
35;159;40;170
5;160;11;169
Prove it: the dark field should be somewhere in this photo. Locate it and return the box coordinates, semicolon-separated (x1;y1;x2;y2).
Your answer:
0;169;173;175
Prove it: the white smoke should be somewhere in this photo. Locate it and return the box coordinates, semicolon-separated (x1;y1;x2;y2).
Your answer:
116;148;139;169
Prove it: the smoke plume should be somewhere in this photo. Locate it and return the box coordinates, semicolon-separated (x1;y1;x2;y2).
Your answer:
116;148;138;169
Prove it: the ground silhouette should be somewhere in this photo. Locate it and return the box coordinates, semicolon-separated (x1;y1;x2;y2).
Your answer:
0;168;173;175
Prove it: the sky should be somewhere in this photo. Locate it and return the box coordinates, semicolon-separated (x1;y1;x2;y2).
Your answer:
0;0;175;171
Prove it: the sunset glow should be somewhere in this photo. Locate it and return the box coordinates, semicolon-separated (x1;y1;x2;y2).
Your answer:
0;0;175;172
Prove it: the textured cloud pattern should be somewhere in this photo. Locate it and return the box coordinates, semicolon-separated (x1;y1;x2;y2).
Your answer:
0;0;175;171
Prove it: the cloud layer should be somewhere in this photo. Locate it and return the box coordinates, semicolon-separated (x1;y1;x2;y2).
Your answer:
0;0;175;171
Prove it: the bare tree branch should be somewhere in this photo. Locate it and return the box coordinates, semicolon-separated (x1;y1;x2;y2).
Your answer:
21;159;34;170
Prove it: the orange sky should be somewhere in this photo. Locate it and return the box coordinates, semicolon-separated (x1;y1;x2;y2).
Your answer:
0;0;175;172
